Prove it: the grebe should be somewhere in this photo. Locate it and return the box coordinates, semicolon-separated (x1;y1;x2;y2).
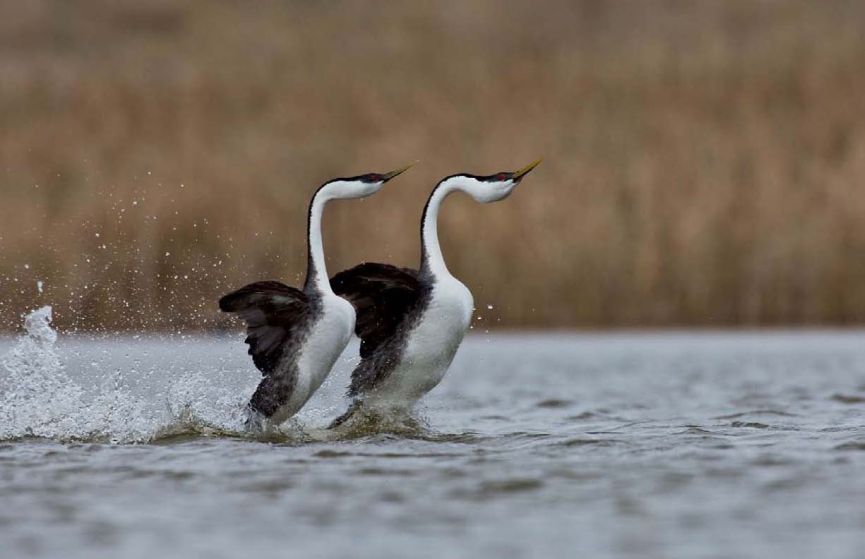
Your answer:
219;165;412;431
330;160;540;426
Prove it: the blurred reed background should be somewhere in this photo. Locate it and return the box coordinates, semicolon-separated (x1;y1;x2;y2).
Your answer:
1;0;864;332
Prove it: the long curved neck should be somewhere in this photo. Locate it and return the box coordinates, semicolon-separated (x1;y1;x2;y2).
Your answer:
420;180;459;278
304;185;334;294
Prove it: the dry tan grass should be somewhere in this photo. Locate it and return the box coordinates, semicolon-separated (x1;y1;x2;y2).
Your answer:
1;0;865;331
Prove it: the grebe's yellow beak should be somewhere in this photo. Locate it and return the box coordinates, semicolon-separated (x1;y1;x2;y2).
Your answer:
381;163;416;182
511;159;541;181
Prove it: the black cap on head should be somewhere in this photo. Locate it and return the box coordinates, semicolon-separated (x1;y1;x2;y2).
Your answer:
478;159;542;183
356;163;415;184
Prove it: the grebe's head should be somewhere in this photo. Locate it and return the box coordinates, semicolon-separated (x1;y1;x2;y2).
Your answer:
325;164;413;199
446;159;541;203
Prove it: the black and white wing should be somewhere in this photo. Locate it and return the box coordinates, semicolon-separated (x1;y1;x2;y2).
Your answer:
331;262;422;358
218;281;312;375
331;263;425;396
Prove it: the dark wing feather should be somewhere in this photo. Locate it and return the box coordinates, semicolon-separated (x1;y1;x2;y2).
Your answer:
218;281;311;375
330;263;422;358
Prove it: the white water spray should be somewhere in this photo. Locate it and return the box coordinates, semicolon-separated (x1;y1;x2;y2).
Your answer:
0;307;253;443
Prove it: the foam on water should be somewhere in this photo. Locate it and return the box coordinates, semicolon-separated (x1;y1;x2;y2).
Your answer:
0;307;403;444
0;307;84;440
0;307;249;443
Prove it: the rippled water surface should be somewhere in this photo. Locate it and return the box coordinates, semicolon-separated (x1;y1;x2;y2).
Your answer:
2;313;865;558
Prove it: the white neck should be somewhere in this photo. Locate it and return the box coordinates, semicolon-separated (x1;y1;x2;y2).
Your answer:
421;179;460;278
305;186;334;294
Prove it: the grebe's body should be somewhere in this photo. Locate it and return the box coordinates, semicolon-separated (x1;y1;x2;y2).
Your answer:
388;273;473;402
218;167;411;430
223;284;355;427
331;161;540;425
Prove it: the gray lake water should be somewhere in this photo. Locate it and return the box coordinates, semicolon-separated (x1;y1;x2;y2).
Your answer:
2;310;865;558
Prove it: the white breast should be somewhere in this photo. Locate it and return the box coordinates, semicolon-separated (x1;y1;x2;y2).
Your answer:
290;294;355;412
375;275;473;404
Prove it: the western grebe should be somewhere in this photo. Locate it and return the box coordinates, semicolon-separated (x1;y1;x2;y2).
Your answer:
330;160;540;426
219;165;412;431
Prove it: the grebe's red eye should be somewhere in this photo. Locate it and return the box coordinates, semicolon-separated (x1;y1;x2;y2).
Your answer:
496;173;507;181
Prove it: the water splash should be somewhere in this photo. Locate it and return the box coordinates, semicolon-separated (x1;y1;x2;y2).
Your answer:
0;308;430;444
0;307;84;440
0;307;247;443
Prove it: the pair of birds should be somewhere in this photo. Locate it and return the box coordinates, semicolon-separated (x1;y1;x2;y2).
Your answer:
218;160;540;431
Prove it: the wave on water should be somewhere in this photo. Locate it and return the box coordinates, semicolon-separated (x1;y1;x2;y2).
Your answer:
0;307;442;445
0;306;254;444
